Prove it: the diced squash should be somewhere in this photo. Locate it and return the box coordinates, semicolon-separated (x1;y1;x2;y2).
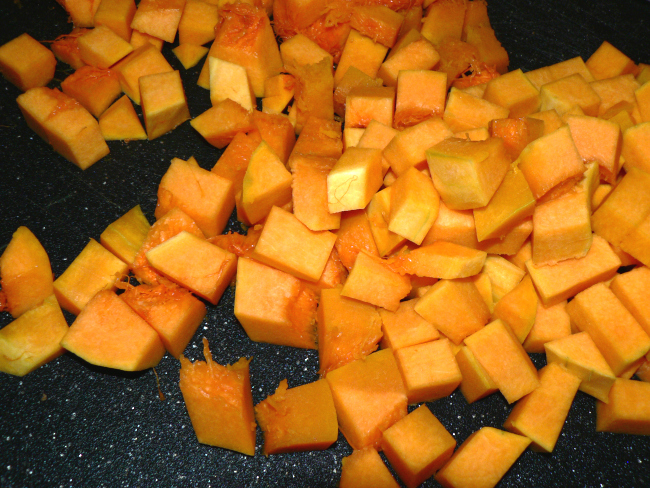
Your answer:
0;33;57;91
339;447;400;488
100;205;151;265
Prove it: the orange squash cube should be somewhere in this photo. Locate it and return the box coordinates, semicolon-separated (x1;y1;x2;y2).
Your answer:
377;37;440;87
339;447;400;488
78;24;134;68
327;147;383;213
100;205;151;266
492;274;538;343
0;226;53;319
130;0;185;43
333;66;383;118
121;282;205;358
566;115;622;184
262;73;295;115
145;231;237;305
286;58;334;133
381;405;456;488
539;73;602;117
94;0;137;41
379;298;439;351
465;319;539;403
53;238;128;315
345;86;395;128
334;29;388;87
139;70;190;139
129;29;164;50
586;41;638;81
488;116;545;160
172;43;208;69
596;378;650;435
179;338;256;455
61;290;165;371
291;155;340;231
334;209;379;270
0;33;57;91
482;69;541;118
443;87;510;133
394;69;447;128
61;66;122;118
456;345;498;404
255;379;338;454
349;4;404;49
208;57;255;111
178;0;219;45
523;300;571;354
394;338;462;404
251;110;296;165
211;130;262;201
326;348;407;450
113;43;173;104
51;27;89;69
525;56;594;91
366;187;407;257
504;362;581;452
0;295;68;377
610;266;650;336
279;32;333;70
190;98;254;149
234;257;317;349
422;201;478;249
98;94;147;141
388;241;487;280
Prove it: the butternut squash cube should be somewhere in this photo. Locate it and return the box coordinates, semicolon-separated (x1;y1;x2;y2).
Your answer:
381;405;456;488
426;136;511;210
94;0;136;41
139;70;190;140
53;238;128;315
191;98;254;149
349;4;404;49
525;56;594;91
61;289;165;371
388;241;487;280
130;0;185;43
129;29;164;50
366;187;407;257
483;69;540;118
327;147;383;213
586;41;638;81
326;348;407;450
100;205;151;266
610;266;650;336
234;257;317;349
492;274;538;343
621;122;650;174
145;231;237;305
420;0;466;45
98;94;147;141
443;87;510;133
376;37;440;87
516;125;585;200
16;87;110;170
414;279;489;345
456;345;498;404
291;155;340;232
339;448;400;488
155;157;234;238
0;33;56;91
596;378;650;435
422;201;478;248
178;0;219;45
172;43;208;70
544;331;616;403
345;86;395;128
566;282;650;376
379;298;439;351
113;43;173;104
523;300;571;354
255;379;338;454
334;29;388;87
539;73;601;117
209;57;255;111
121;282;205;358
61;66;121;118
488;116;545;160
262;73;295;115
0;296;68;377
566;115;622;184
394;69;447;128
240;143;293;223
279;33;333;70
504;362;581;452
435;427;530;488
0;226;53;318
78;24;133;68
252;206;337;282
340;251;411;312
526;234;621;306
395;338;462;404
286;58;334;134
179;338;256;455
464;319;540;403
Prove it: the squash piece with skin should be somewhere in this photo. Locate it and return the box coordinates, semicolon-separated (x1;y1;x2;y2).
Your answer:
179;338;256;455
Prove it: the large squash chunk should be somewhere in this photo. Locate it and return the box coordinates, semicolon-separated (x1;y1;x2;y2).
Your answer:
0;33;57;91
60;290;165;371
0;226;53;318
254;378;338;455
179;338;256;455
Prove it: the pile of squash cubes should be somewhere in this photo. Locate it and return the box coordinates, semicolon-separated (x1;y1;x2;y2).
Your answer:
1;0;650;487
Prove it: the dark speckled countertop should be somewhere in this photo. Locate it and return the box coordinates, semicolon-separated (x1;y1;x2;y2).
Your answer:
1;0;649;487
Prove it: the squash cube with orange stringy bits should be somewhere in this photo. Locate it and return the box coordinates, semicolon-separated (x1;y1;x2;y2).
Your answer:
130;0;185;43
488;117;545;160
112;43;173;104
456;345;498;404
504;362;581;453
94;0;137;41
17;87;109;170
251;206;337;282
333;66;383;119
326;348;407;450
0;295;68;377
334;209;379;271
388;241;487;280
190;98;255;149
98;95;147;141
251;110;296;165
382;405;456;488
317;285;382;375
61;290;165;371
234;257;317;350
327;147;383;214
414;279;489;345
395;338;462;404
286;58;334;134
340;251;410;312
289;116;343;160
465;319;539;404
387;167;440;245
0;227;54;319
100;205;150;266
145;231;237;306
349;4;403;49
61;66;122;118
241;143;293;225
179;338;256;455
262;74;295;115
78;25;134;69
0;33;57;91
291;155;341;232
121;282;206;359
53;238;129;316
339;447;400;488
379;299;439;351
178;0;219;46
198;2;282;96
155;157;234;239
254;378;338;455
51;28;89;69
435;427;530;488
394;70;447;129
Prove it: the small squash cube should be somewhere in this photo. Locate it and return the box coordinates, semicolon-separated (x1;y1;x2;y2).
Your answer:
0;33;57;91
